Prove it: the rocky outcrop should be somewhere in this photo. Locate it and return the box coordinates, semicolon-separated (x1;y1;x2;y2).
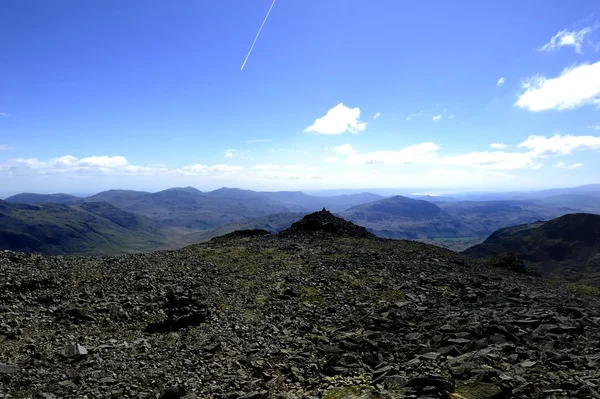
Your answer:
279;209;376;238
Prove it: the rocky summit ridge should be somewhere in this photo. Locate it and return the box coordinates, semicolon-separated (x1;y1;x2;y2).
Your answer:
278;209;375;238
1;212;600;398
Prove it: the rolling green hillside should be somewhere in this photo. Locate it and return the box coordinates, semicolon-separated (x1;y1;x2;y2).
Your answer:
463;213;600;285
0;200;169;255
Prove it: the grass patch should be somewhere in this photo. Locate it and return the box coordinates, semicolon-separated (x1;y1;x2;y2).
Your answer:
323;253;351;260
254;294;269;305
381;289;406;302
565;283;600;296
301;286;323;304
437;285;452;296
241;309;262;324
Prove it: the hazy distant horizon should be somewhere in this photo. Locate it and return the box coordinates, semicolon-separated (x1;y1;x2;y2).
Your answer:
3;182;600;200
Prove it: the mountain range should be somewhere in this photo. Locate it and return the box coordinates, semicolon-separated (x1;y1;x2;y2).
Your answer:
2;184;600;256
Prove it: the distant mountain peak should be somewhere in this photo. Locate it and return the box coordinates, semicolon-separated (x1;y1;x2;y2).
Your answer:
279;209;375;238
343;195;444;220
163;186;203;195
4;193;80;205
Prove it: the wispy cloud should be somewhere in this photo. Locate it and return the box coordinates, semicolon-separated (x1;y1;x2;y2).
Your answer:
245;138;272;143
0;113;9;117
224;149;236;158
331;134;600;171
178;164;244;176
587;124;600;130
517;134;600;155
0;155;247;178
515;61;600;111
554;161;583;169
0;155;162;176
406;110;424;121
304;103;366;135
334;143;439;165
497;77;505;87
539;24;599;54
333;144;356;155
489;143;509;150
267;148;309;155
224;149;249;159
0;145;13;151
373;112;381;120
325;156;338;163
432;115;442;121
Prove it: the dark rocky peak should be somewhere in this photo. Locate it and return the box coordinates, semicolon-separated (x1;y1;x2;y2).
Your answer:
211;229;272;241
279;208;375;238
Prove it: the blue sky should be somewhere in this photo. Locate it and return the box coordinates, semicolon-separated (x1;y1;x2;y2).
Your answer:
1;0;600;196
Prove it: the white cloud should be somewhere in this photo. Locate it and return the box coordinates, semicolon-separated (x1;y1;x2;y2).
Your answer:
0;154;247;178
254;164;280;170
432;115;442;121
406;110;424;121
373;112;381;120
587;124;600;130
517;134;600;155
209;164;243;173
175;164;209;176
330;134;599;171
4;135;596;192
515;62;600;111
304;103;366;135
333;144;357;155
224;149;249;159
0;155;163;176
325;156;338;163
437;150;542;170
539;24;598;54
266;148;309;155
497;77;505;86
176;164;243;176
245;139;272;143
224;149;236;158
554;161;583;169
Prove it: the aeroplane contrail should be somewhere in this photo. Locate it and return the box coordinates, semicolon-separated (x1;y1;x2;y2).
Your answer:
240;0;277;71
